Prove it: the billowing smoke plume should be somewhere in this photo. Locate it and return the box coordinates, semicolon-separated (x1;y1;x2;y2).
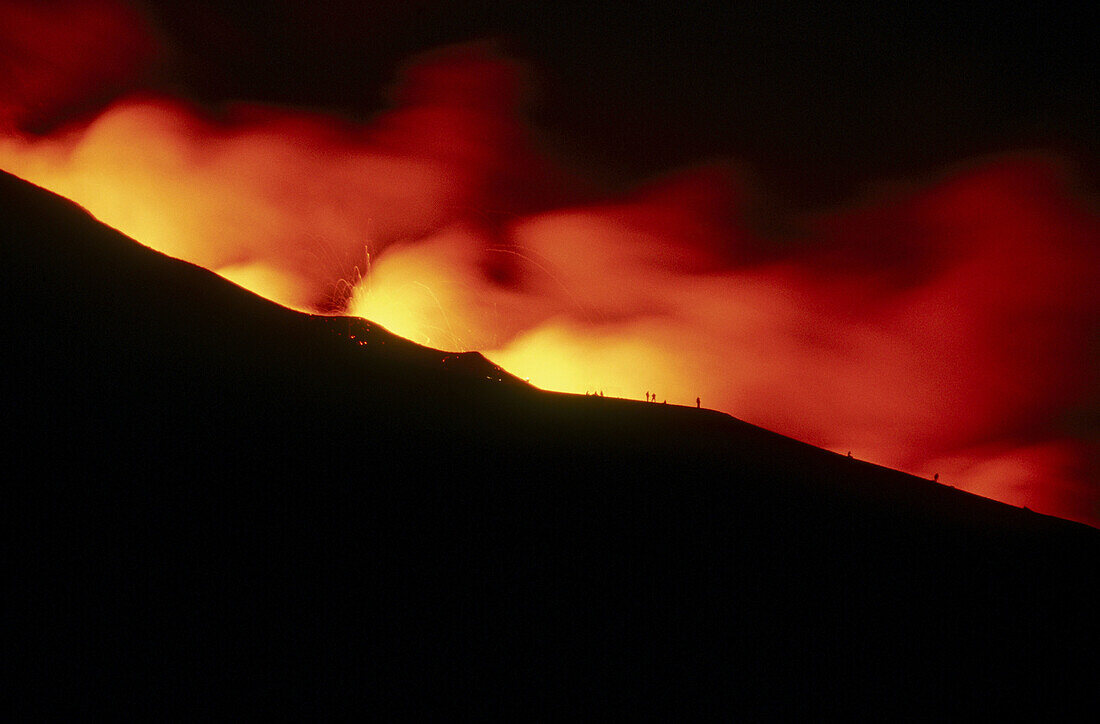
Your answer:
0;0;158;132
0;5;1095;526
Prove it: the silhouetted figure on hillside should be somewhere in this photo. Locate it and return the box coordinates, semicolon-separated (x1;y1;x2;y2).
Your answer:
847;451;853;458
696;397;700;408
934;473;939;483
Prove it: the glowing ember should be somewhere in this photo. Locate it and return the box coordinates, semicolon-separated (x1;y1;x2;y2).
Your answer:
0;7;1096;526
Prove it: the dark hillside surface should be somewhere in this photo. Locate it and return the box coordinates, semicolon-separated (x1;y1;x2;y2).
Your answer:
4;170;1096;717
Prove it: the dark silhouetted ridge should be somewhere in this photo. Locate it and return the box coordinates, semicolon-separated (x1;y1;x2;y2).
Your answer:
4;170;1096;718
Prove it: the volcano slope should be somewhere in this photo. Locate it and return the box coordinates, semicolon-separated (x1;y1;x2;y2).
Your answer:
4;170;1096;717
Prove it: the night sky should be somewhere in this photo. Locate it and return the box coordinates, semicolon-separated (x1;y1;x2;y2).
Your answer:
14;1;1098;204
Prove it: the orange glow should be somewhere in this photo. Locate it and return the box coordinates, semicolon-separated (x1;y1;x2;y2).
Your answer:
1;46;1096;526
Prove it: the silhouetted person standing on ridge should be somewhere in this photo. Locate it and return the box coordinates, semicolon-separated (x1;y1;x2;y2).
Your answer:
696;397;700;408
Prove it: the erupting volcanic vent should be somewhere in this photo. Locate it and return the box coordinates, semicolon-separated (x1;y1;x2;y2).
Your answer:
1;1;1096;525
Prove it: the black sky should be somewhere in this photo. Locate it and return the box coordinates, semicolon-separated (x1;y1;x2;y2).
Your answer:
108;1;1099;203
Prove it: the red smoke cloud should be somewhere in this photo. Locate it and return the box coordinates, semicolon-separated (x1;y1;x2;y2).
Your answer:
0;0;158;132
0;6;1095;526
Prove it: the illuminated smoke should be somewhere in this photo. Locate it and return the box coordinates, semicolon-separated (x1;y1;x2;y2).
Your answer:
0;0;159;131
0;34;1096;525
